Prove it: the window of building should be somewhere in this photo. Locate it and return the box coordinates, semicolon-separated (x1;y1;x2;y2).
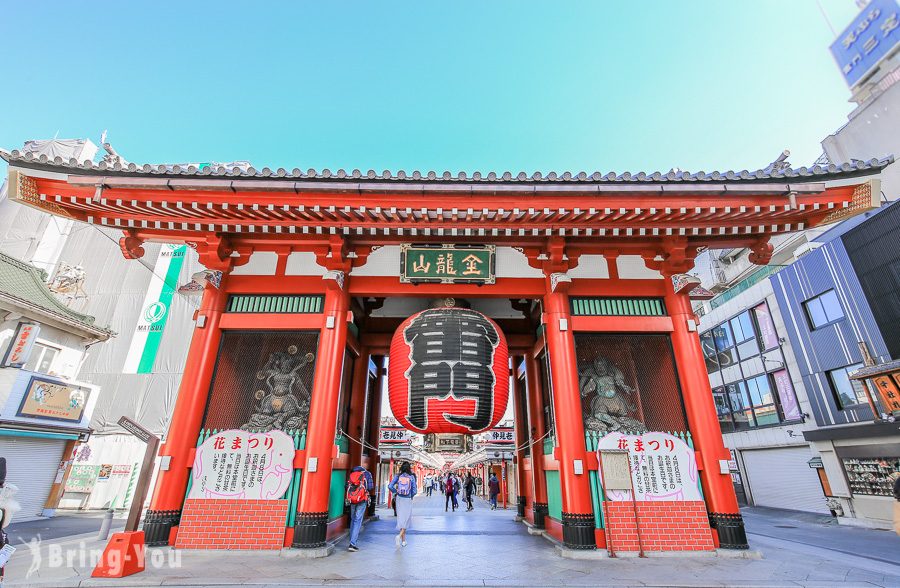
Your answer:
700;331;719;373
730;311;760;360
23;342;60;374
828;363;868;408
714;372;800;433
711;323;738;368
803;290;845;329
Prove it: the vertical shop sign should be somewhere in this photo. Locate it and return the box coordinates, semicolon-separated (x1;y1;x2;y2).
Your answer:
772;369;803;421
753;303;779;350
123;244;187;373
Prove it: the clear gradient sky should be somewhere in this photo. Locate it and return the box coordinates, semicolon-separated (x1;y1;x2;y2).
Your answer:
0;1;865;176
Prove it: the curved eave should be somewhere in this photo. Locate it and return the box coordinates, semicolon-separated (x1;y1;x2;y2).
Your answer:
3;155;890;251
0;293;114;341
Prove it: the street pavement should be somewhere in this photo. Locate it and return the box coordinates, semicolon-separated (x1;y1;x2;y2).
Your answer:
6;514;126;546
2;493;899;587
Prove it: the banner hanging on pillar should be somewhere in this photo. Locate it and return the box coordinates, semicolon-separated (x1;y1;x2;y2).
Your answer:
123;244;187;374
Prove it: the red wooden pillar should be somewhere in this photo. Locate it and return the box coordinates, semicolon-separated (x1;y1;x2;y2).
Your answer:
543;287;595;550
663;276;748;549
524;353;549;528
364;356;384;515
143;274;229;546
511;358;529;519
293;275;351;549
346;347;370;469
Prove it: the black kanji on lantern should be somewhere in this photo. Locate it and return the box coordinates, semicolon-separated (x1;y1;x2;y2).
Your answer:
403;308;500;431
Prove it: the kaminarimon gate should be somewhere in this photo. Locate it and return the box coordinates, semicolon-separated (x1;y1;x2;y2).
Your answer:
3;149;888;556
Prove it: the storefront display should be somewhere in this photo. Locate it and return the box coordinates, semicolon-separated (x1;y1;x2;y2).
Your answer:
842;457;899;496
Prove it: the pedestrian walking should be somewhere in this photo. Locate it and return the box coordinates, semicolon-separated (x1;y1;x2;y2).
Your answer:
345;465;374;552
488;472;500;510
464;473;476;511
387;461;417;547
444;474;456;512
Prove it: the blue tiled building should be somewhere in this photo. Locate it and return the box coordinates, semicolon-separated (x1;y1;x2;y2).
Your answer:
771;199;900;528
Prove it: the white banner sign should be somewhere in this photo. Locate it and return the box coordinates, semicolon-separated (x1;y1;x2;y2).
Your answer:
597;432;701;502
380;427;411;444
189;429;294;500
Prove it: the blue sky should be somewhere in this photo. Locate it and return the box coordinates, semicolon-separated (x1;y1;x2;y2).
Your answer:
0;1;864;175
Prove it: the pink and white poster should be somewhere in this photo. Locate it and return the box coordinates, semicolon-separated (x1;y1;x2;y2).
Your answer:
753;303;779;351
596;431;702;501
772;370;802;421
188;429;294;500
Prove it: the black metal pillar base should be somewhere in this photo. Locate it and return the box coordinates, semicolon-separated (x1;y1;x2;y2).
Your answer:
532;502;548;529
709;512;749;549
142;509;181;547
561;512;596;550
292;511;328;548
516;495;527;518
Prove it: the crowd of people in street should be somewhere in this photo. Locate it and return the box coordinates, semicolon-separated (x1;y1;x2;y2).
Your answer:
345;462;507;552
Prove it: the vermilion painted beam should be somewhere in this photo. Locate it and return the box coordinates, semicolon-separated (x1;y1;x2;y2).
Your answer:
219;313;323;330
570;315;674;333
347;276;546;298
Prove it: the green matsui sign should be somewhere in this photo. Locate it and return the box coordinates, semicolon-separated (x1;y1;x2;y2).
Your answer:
400;244;495;284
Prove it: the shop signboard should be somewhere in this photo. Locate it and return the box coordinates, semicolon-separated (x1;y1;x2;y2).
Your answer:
65;464;100;493
872;374;900;413
485;428;515;445
188;429;294;500
830;0;900;87
597;432;702;501
1;322;39;368
772;369;803;421
753;303;780;351
400;244;495;284
380;427;412;444
16;375;90;423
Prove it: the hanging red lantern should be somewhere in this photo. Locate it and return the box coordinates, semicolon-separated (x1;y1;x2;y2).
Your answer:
388;307;509;435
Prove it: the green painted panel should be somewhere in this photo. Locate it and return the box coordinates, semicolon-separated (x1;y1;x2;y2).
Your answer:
543;436;555;455
569;297;666;317
226;295;324;314
545;470;562;520
328;469;348;520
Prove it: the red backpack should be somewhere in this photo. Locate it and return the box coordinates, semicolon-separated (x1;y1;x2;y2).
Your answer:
346;470;369;504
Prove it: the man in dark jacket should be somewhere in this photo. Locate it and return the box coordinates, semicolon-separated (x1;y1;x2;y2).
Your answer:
464;474;476;511
488;473;501;510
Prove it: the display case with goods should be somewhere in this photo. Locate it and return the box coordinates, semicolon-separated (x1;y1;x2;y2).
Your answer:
841;457;900;497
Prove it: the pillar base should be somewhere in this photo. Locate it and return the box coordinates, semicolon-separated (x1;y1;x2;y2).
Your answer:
516;495;526;518
142;509;181;547
292;511;328;549
532;502;548;530
561;512;596;550
709;512;749;550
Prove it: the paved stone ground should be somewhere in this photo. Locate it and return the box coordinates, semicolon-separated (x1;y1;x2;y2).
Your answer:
2;494;899;587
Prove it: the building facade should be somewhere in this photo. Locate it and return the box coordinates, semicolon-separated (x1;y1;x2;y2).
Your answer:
772;199;900;529
0;251;110;520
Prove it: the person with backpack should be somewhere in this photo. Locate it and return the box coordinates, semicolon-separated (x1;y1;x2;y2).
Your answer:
345;465;374;552
387;461;417;547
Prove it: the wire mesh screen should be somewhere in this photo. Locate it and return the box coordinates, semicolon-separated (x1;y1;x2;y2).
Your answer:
202;330;319;432
573;334;688;434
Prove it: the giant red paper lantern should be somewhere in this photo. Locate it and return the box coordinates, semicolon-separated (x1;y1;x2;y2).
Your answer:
389;307;509;435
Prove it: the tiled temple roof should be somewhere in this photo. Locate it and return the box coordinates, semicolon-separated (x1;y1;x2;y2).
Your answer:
1;148;892;185
0;251;113;339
